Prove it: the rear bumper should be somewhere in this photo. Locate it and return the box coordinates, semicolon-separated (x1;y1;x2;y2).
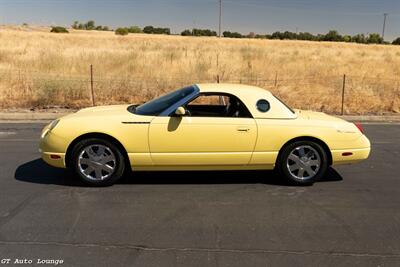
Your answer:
331;134;371;165
331;147;371;165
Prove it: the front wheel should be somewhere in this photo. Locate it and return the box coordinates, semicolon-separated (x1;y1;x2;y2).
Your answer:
277;141;328;185
71;138;125;186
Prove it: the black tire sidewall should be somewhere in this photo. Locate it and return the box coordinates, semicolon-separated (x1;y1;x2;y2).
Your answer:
71;138;125;186
278;141;328;185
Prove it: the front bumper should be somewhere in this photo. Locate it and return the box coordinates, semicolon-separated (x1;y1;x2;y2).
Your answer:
40;151;66;168
39;126;67;169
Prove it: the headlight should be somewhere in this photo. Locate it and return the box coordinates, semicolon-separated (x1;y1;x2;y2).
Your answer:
48;119;60;131
41;119;59;139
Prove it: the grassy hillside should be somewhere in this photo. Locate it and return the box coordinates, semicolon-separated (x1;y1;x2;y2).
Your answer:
0;27;399;114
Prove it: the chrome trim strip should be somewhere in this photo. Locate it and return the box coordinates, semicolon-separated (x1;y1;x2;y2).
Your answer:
122;122;150;124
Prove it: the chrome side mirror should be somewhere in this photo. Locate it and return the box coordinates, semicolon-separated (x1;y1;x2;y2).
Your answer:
174;106;186;116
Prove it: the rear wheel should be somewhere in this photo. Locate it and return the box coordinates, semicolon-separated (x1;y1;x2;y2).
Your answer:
277;141;328;185
71;138;125;186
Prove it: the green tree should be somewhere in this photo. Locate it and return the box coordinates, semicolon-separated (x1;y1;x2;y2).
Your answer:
223;31;243;38
85;20;95;30
181;29;192;36
392;37;400;45
323;30;343;42
72;21;79;29
271;31;284;39
351;34;366;44
343;35;352;42
297;32;316;41
367;33;383;44
191;28;217;36
115;27;129;35
143;26;154;34
127;26;142;33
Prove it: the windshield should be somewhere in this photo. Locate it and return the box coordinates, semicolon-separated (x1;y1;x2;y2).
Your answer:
132;86;196;116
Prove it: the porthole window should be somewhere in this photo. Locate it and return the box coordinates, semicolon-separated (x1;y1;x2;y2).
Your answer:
256;99;270;112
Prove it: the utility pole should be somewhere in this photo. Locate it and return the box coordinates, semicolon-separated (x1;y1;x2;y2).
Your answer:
382;13;388;40
219;0;222;37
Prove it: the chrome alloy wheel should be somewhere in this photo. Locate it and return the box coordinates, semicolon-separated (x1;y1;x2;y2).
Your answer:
78;144;116;181
286;145;321;180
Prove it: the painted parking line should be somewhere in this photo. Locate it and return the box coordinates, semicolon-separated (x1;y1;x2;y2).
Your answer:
0;131;16;136
0;139;37;142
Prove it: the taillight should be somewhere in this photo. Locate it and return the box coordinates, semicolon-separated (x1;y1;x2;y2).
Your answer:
354;123;364;134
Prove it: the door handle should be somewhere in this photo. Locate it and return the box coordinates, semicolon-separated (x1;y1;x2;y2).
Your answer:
237;127;250;132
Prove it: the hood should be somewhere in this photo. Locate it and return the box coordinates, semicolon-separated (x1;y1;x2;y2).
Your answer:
61;104;153;123
76;105;130;114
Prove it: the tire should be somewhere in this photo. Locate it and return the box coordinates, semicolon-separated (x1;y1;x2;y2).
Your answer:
277;141;328;186
70;138;125;186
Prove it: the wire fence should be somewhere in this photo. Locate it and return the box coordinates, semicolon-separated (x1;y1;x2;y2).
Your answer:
0;66;399;115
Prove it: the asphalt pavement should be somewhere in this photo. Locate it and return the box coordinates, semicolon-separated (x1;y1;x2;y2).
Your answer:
0;123;399;267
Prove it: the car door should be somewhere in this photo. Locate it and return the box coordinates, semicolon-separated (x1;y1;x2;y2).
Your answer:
148;94;257;166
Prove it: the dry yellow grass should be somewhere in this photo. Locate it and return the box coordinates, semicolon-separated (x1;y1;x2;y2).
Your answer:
0;26;399;114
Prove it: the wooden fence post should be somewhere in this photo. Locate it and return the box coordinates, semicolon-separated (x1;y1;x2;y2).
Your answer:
341;74;346;115
216;53;220;84
90;64;95;106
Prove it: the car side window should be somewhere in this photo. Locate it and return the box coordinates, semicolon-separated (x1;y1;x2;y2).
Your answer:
190;95;229;106
185;93;252;118
256;99;270;112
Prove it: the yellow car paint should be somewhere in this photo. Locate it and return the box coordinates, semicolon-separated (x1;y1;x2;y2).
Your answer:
40;83;370;171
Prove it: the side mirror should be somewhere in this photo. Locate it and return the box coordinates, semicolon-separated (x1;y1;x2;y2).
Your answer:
174;106;186;116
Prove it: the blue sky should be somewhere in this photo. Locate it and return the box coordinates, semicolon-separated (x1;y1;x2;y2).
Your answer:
1;0;399;40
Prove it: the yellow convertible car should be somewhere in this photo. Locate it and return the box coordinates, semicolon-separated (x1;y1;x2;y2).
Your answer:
39;84;370;186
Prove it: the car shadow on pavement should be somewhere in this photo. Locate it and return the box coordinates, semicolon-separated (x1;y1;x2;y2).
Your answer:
15;158;343;187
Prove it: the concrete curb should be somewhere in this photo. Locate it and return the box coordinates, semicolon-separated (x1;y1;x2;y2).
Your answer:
0;112;71;121
340;115;400;122
0;112;399;123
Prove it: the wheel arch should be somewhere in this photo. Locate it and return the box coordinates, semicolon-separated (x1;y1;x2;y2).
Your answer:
277;136;333;166
65;132;130;169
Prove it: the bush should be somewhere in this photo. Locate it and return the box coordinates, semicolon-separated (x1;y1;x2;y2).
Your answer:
50;26;69;33
392;37;400;45
143;25;170;35
223;31;243;38
115;28;129;36
181;28;217;37
127;26;142;33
